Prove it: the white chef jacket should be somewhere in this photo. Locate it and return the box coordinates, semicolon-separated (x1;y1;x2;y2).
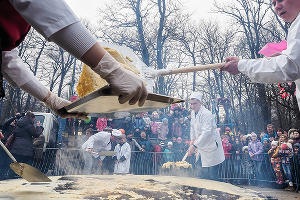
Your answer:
113;142;131;174
9;0;79;40
81;131;112;160
190;106;225;167
238;12;300;110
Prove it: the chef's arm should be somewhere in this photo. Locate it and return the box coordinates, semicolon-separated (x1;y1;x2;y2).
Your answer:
10;0;148;106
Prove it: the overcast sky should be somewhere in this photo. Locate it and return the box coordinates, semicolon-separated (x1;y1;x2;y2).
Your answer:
65;0;220;26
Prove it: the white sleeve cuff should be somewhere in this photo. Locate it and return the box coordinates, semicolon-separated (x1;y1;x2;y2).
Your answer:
49;22;97;59
9;0;80;39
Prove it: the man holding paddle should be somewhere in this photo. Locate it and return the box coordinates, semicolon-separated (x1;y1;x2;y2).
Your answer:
187;91;225;180
222;0;300;110
1;0;148;119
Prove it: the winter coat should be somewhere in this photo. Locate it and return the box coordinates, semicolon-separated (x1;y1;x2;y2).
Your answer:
157;123;169;140
150;121;161;135
172;122;182;137
10;116;39;157
133;117;145;131
96;118;107;131
163;148;175;163
248;140;264;161
33;127;45;159
222;139;232;159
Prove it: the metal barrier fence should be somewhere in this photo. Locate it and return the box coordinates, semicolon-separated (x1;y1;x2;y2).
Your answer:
1;148;299;192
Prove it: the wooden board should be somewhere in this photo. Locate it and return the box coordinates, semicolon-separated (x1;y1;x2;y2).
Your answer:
62;86;184;117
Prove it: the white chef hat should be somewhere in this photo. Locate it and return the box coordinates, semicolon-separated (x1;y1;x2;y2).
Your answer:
112;129;122;137
190;91;203;102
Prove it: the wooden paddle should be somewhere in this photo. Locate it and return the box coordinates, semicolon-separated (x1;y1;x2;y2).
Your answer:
0;140;51;182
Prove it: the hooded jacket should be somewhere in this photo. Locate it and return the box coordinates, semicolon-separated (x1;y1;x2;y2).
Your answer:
10;116;39;157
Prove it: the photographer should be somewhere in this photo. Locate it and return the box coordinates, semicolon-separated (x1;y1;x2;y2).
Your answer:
0;112;24;179
1;112;24;144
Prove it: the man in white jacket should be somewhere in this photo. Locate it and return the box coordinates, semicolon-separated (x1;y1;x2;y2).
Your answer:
222;0;300;111
187;92;225;180
1;0;148;119
81;129;122;174
113;134;131;174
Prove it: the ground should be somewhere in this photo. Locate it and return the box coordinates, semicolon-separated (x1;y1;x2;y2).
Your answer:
241;185;300;200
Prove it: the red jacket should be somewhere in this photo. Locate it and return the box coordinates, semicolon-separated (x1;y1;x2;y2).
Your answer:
222;139;232;159
0;0;31;50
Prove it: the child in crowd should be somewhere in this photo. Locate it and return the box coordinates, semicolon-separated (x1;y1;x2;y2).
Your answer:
268;141;283;184
157;118;168;141
278;135;294;189
163;142;175;163
241;146;254;183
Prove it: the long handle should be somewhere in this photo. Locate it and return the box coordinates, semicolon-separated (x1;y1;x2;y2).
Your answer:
132;138;143;151
0;140;17;163
181;151;189;162
155;62;225;77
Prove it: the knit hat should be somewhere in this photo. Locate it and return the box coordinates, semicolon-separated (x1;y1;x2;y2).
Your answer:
167;141;173;146
162;118;168;123
271;141;278;146
242;146;248;152
251;132;257;137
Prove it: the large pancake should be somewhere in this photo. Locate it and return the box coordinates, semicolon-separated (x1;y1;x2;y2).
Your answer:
0;175;265;199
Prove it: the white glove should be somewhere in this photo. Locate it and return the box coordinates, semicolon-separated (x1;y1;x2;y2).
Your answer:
43;92;87;119
92;52;148;106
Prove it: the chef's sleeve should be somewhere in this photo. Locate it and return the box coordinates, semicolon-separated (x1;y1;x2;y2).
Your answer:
238;16;300;83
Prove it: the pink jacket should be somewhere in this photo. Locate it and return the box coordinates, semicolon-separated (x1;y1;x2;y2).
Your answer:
96;118;107;131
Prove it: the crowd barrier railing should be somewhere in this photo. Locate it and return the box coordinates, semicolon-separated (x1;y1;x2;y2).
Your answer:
2;147;299;191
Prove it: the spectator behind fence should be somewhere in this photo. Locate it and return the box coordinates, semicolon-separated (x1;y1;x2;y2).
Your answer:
172;118;183;138
262;124;277;142
133;113;145;135
278;134;294;189
232;137;243;181
241;146;254;182
222;135;232;159
1;113;23;144
96;118;107;132
268;141;284;185
113;134;131;174
173;137;185;161
248;132;264;183
123;117;133;136
163;142;175;163
276;128;284;141
150;112;161;138
224;127;234;136
157;118;169;141
7;112;39;178
32;121;45;171
262;138;271;153
292;130;300;145
136;131;152;175
0;113;23;179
